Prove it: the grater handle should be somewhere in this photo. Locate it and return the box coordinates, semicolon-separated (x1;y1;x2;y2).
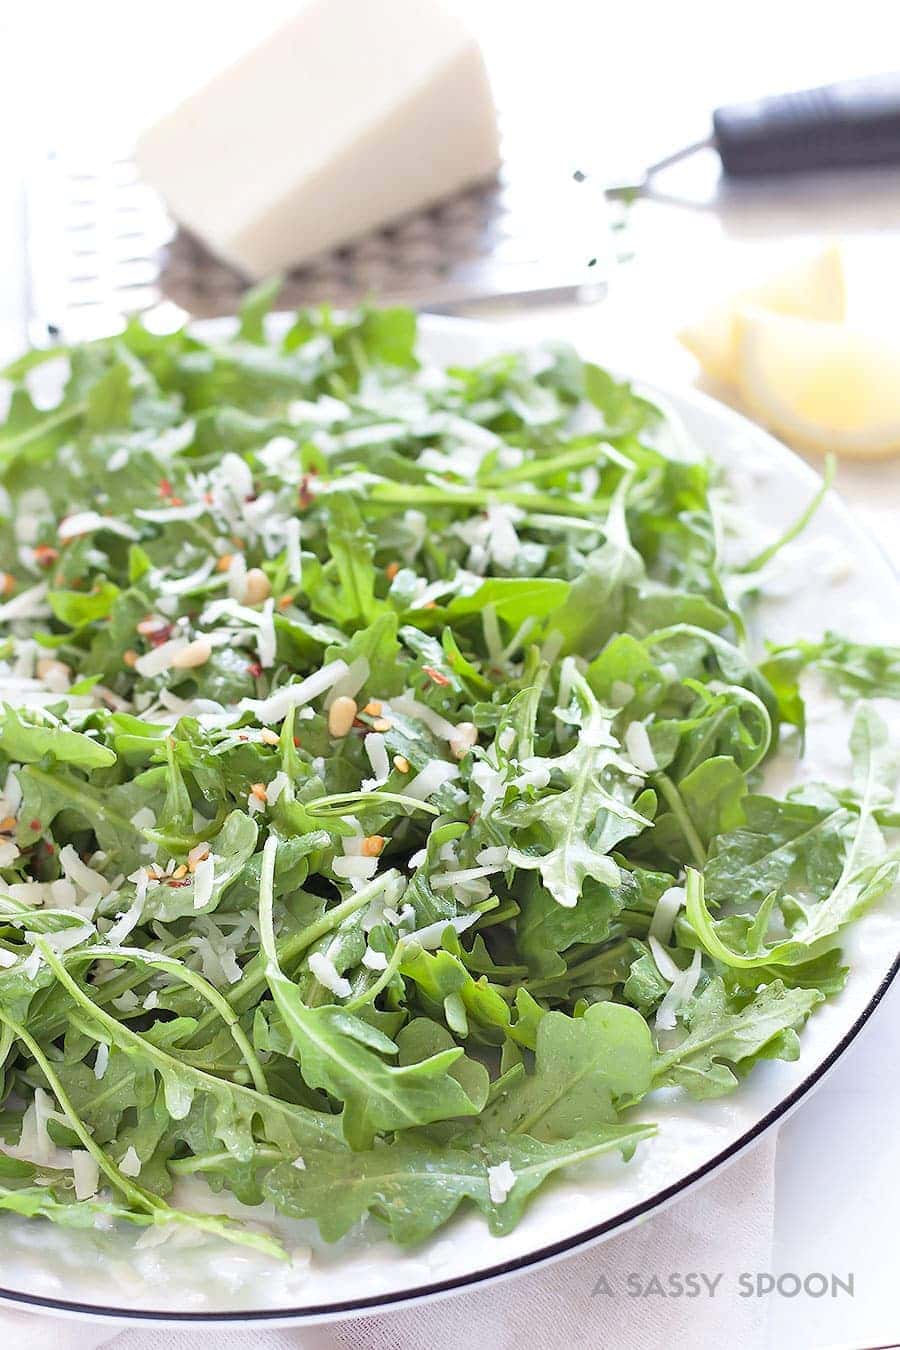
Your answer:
713;72;900;176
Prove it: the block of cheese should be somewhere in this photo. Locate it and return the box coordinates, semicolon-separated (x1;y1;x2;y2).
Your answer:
136;0;500;279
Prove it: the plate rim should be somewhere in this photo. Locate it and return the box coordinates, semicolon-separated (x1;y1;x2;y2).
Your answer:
0;311;897;1326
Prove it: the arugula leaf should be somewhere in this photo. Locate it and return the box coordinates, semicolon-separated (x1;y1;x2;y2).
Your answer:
482;1002;653;1139
0;704;116;769
500;665;650;906
258;836;481;1148
687;707;899;966
550;474;644;656
263;1122;653;1245
651;977;823;1098
765;631;900;702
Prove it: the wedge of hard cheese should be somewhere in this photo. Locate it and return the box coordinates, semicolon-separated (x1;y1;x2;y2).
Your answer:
136;0;501;278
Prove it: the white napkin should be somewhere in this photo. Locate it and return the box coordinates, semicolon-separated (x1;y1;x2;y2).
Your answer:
0;1136;776;1350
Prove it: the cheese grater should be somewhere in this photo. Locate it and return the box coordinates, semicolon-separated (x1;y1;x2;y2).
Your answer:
24;147;610;345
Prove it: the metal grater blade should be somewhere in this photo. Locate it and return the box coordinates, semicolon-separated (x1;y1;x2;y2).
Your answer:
24;148;608;343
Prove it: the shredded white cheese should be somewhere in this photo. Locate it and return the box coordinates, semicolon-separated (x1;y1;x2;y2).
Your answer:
93;1042;110;1080
119;1146;142;1177
58;511;140;542
487;1160;517;1204
324;656;370;709
430;865;504;890
403;760;460;801
0;839;19;867
624;720;658;773
333;854;379;887
648;885;686;945
239;658;348;725
307;951;352;999
266;771;289;806
59;844;112;896
362;732;390;790
655;947;703;1031
0;582;50;623
227;552;248;601
401;914;477;950
134;638;190;678
648;934;683;984
285;517;302;583
72;1150;100;1200
256;598;276;669
193;855;215;909
390;695;456;741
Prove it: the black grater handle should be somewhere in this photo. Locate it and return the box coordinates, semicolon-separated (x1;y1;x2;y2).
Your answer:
713;73;900;176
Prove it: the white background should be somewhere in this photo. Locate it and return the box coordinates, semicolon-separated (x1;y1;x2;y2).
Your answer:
0;4;898;1347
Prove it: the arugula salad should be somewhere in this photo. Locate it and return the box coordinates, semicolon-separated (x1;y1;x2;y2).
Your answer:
0;291;896;1259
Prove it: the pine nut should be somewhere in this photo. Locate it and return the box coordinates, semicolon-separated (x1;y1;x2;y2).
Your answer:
216;553;234;573
170;639;212;670
36;657;71;682
328;696;358;737
187;845;210;873
250;782;268;803
259;729;280;746
362;836;385;857
244;568;271;604
393;754;410;773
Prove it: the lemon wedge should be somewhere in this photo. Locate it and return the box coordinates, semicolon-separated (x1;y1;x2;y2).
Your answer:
735;307;900;458
678;244;846;386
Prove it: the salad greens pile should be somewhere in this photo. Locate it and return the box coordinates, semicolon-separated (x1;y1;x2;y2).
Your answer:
0;291;897;1258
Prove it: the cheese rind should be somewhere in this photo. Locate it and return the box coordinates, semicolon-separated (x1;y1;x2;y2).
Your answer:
136;0;500;278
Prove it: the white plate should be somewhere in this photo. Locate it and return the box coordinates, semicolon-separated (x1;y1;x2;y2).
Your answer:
1;314;898;1329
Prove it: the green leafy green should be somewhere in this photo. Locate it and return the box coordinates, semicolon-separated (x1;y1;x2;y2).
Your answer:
0;298;893;1259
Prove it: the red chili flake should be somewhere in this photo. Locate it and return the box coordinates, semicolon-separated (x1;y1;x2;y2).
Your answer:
158;478;173;497
169;496;184;507
165;877;192;888
468;812;479;825
203;491;214;504
423;665;451;687
29;819;41;832
298;477;314;509
33;546;58;567
293;736;301;747
247;661;263;678
44;843;55;855
149;624;173;647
